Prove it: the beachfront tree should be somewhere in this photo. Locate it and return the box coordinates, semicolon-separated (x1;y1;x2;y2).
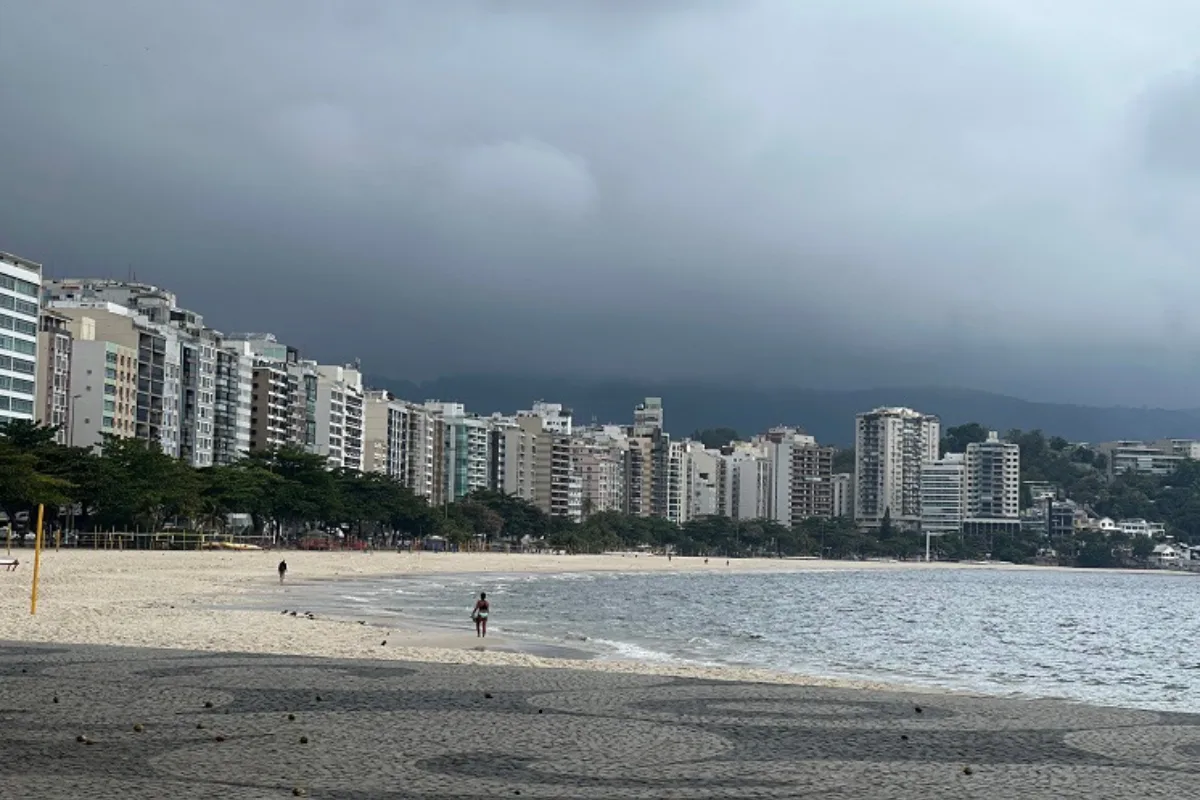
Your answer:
246;447;339;539
90;436;199;532
0;437;71;538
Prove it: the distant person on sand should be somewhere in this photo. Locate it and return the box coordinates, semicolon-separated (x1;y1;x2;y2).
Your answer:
278;560;288;584
472;592;490;638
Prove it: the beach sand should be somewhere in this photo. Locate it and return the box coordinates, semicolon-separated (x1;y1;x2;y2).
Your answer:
0;549;1180;689
0;549;981;689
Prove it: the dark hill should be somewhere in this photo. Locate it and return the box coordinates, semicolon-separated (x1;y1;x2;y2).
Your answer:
367;374;1200;447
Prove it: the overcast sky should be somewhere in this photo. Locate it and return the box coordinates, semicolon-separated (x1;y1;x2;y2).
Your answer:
3;1;1200;406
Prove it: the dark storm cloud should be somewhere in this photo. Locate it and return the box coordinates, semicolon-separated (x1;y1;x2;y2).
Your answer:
3;1;1200;405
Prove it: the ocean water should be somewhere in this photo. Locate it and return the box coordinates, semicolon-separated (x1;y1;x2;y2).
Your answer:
320;567;1200;713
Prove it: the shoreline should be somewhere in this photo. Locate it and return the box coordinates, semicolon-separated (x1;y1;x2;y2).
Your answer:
0;549;1190;704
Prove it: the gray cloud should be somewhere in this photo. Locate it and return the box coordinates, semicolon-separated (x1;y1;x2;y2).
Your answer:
3;1;1200;405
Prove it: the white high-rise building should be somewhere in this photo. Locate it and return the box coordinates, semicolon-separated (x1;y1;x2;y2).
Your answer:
718;443;773;521
0;252;42;426
830;473;854;519
920;453;966;535
666;439;692;524
965;431;1021;520
315;364;365;471
854;407;940;530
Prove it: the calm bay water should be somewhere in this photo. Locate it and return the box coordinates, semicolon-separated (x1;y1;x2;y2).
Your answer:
326;567;1200;712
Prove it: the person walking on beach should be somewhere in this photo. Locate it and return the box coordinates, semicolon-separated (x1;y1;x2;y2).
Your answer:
472;592;490;638
278;559;288;584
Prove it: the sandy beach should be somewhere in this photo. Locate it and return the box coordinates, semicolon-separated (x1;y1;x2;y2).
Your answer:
0;549;1182;689
5;551;1199;798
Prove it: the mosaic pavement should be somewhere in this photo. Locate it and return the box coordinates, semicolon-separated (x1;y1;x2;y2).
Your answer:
1;641;1198;798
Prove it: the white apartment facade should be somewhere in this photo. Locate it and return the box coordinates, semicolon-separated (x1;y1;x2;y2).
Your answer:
720;444;773;521
0;252;42;426
665;439;692;524
854;407;940;530
920;453;966;535
315;364;365;471
830;472;854;519
965;431;1020;520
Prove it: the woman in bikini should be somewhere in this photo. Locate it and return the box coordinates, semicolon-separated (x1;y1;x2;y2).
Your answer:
472;592;490;638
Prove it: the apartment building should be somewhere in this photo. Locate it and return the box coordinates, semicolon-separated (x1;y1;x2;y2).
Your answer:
427;402;490;502
212;340;253;465
68;326;138;451
45;280;206;458
919;453;966;535
664;439;692;524
287;358;318;451
719;443;772;521
489;416;532;501
178;325;218;467
626;431;671;518
766;428;834;527
515;407;582;522
341;366;365;472
1157;439;1200;460
571;428;626;517
523;402;583;522
49;302;179;454
854;407;940;530
315;364;365;471
35;309;72;442
0;252;42;425
625;397;671;518
687;443;720;520
399;401;437;500
1100;440;1183;477
364;390;404;477
633;396;664;435
250;362;291;451
830;473;854;519
965;431;1021;520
